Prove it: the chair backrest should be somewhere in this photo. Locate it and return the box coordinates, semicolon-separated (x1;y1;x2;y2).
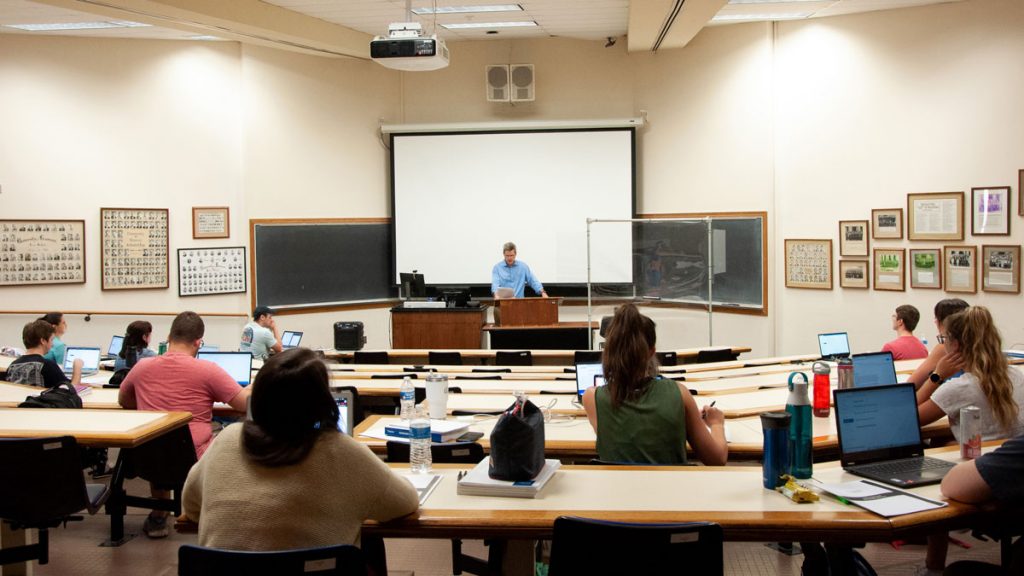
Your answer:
413;385;462;404
178;543;366;576
0;436;90;528
495;350;532;366
548;517;723;575
354;351;389;365
370;373;414;379
656;351;678;367
695;349;737;364
599;316;614;337
386;441;484;464
404;366;436;373
573;350;602;364
428;351;463;366
472;367;512;373
453;374;502;380
122;425;198;487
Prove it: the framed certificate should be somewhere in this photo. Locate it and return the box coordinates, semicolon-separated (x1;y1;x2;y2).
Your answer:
839;220;869;257
873;248;905;291
909;249;942;289
907;192;964;241
982;244;1020;294
943;245;977;294
192;206;230;239
971;187;1010;236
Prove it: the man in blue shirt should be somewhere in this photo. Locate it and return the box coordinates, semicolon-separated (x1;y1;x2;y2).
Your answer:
491;242;547;298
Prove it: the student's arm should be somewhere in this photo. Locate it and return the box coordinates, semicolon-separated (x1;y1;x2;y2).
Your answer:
916;351;964;404
363;448;420;521
679;383;727;466
226;386;251;412
69;358;83;387
267;317;283;354
582;387;598;431
941;460;992;504
917;399;946;427
908;343;945;390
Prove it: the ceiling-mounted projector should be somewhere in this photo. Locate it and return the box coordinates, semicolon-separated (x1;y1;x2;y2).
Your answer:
371;22;449;72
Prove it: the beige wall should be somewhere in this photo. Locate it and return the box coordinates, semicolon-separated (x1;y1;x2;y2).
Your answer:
1;0;1022;357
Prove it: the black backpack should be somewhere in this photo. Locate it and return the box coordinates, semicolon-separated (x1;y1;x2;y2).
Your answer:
18;381;83;409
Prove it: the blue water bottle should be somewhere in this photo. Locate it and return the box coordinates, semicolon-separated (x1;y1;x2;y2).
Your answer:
760;411;791;489
785;372;813;479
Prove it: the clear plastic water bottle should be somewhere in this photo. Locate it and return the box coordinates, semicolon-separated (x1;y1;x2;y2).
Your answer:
409;407;432;474
399;377;415;422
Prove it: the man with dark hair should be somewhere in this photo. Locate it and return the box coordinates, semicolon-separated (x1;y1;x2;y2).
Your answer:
119;311;250;538
240;305;282;360
7;319;82;388
882;304;928;360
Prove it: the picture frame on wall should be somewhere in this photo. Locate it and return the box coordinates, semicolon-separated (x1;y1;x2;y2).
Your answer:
907;192;964;241
177;246;247;297
784;239;832;290
839;260;869;289
192;206;230;239
871;208;903;240
909;248;942;289
943;245;977;294
838;220;869;257
1019;170;1023;216
873;248;905;291
981;244;1020;294
0;220;86;286
971;187;1011;236
100;207;169;290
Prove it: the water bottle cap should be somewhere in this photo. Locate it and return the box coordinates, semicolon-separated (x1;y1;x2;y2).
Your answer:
812;361;830;375
788;371;808;390
760;411;791;429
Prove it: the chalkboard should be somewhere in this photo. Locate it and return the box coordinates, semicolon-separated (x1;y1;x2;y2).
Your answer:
251;219;395;309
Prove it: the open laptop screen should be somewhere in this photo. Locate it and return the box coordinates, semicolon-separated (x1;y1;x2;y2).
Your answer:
834;384;922;462
575;363;605;398
281;331;303;348
197;351;253;387
852;352;898;388
107;335;124;356
818;332;850;358
332;388;355;435
64;347;101;372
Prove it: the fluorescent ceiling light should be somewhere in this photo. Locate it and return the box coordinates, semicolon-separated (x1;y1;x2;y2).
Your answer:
187;35;221;41
713;12;813;21
441;21;537;29
4;20;150;31
412;4;522;15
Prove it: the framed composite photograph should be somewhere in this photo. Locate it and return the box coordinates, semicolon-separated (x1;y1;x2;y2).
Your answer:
177;246;247;297
784;239;832;290
907;192;964;241
909;248;942;289
192;206;230;239
873;248;905;291
971;187;1011;236
982;244;1020;294
1020;170;1023;216
871;208;903;240
0;220;86;286
838;220;869;257
100;208;169;290
839;260;869;289
943;245;977;294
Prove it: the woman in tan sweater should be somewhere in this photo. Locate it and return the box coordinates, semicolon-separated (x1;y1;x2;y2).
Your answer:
183;348;419;550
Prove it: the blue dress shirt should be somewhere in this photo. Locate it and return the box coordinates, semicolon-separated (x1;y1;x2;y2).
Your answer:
491;260;544;298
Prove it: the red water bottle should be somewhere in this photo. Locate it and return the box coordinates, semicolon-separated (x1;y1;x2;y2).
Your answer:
812;361;831;417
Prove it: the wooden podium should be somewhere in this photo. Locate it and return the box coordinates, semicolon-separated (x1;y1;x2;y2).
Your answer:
494;297;560;326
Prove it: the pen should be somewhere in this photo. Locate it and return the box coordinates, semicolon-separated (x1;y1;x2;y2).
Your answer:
702;401;716;420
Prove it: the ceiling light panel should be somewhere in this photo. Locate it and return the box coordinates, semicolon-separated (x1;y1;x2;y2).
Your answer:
441;21;538;29
4;20;149;31
411;4;523;15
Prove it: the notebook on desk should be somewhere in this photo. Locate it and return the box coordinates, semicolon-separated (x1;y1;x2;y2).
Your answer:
851;351;899;388
834;384;954;487
818;332;850;360
103;335;124;361
63;347;101;376
197;351;253;387
281;330;303;349
575;362;605;399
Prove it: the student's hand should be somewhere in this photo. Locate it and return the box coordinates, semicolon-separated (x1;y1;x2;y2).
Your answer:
268;316;278;331
73;358;84;370
701;405;724;427
936;352;965;380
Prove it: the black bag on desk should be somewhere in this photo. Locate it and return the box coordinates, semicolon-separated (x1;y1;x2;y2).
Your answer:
18;381;82;409
488;399;545;481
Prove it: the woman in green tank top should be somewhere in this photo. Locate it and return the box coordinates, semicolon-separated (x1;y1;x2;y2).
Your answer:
582;304;728;465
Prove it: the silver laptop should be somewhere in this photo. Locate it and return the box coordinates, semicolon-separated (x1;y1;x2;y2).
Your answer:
818;332;851;360
104;335;124;360
281;331;303;349
63;347;101;375
331;388;356;435
197;351;253;387
574;362;606;399
852;351;899;388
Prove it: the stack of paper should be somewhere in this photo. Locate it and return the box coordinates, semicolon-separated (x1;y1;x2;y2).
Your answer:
401;473;442;505
816;479;948;517
457;458;561;499
385;419;470;443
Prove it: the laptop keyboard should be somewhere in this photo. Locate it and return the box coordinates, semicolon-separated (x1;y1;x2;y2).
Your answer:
855;456;951;477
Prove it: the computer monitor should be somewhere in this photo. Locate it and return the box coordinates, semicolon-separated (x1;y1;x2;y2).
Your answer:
107;335;124;356
281;331;303;349
197;351;253;387
399;272;426;299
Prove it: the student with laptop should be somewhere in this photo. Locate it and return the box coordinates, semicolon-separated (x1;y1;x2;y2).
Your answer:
581;303;727;465
182;348;418;551
881;304;928;360
7;319;83;388
113;320;155;372
119;311;251;539
240;305;282;360
38;311;68;365
907;298;969;390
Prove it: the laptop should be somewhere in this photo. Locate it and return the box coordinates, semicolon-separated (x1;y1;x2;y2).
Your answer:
104;335;124;360
281;331;303;349
851;351;899;388
197;351;253;387
818;332;851;360
575;362;606;399
834;384;955;487
63;346;101;375
331;388;356;435
198;344;220;353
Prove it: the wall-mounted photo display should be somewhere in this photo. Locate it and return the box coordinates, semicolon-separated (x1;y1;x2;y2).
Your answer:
0;220;86;286
838;220;869;257
177;246;247;297
871;208;903;240
873;248;905;291
100;208;169;290
192;206;230;239
907;192;964;241
784;239;832;289
981;244;1020;294
909;248;942;289
1019;170;1023;216
971;187;1011;236
839;260;869;289
943;245;977;294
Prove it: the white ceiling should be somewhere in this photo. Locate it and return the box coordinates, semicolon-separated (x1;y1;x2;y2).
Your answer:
0;0;965;51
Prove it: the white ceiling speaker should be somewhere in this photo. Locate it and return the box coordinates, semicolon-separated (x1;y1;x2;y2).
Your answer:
486;65;510;102
510;64;535;102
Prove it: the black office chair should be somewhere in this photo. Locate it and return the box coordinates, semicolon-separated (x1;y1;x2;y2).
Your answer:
472;367;512;373
573;351;602;364
598;316;614;337
385;441;495;575
0;436;110;566
548;517;723;575
370;373;416;379
453;374;503;380
429;351;463;366
695;349;738;364
495;350;532;366
413;385;462;404
656;351;678;367
354;351;389;365
404;366;436;373
178;543;367;575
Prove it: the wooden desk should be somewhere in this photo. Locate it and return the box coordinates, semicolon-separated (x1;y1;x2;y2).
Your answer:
325;346;752;366
390;306;488;349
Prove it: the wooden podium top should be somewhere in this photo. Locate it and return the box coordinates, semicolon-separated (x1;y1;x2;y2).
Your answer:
494;296;560;326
